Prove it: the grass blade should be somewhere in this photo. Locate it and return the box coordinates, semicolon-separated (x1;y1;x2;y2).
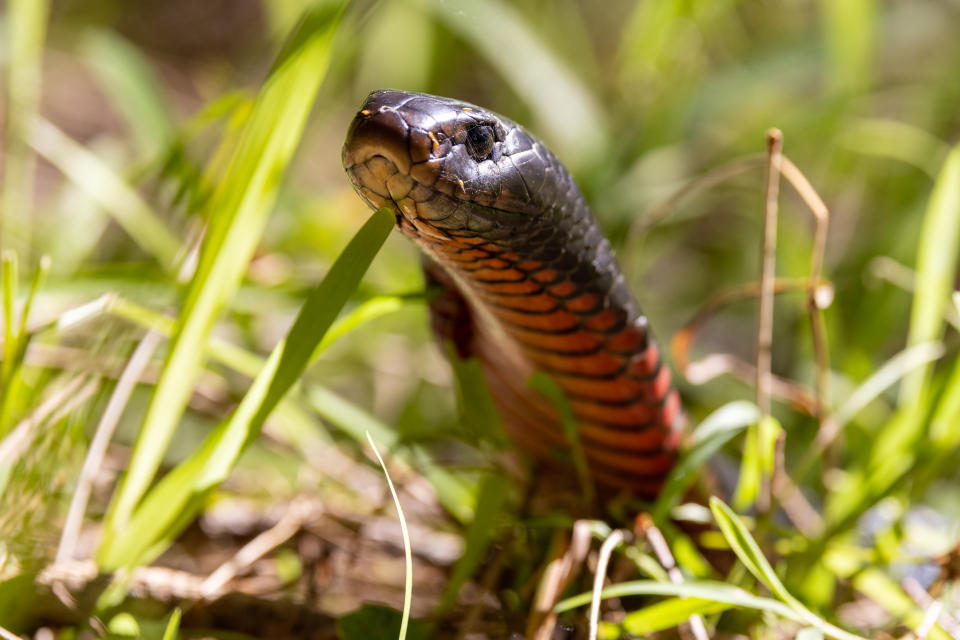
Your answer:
930;353;960;449
733;415;782;511
107;291;471;525
98;207;393;569
528;372;595;503
101;3;345;544
367;432;412;640
0;253;18;395
653;401;756;520
840;119;949;178
80;29;176;159
306;385;477;524
825;144;960;529
0;254;47;434
621;598;730;636
820;0;875;94
447;345;506;447
833;341;944;430
900;144;960;404
161;608;181;640
555;579;799;621
2;0;50;257
438;472;510;613
27;117;182;267
710;497;867;640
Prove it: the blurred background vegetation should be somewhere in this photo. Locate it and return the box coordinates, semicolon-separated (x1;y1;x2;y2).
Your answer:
1;0;960;638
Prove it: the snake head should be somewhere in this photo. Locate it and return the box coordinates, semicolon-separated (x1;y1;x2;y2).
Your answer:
342;90;563;237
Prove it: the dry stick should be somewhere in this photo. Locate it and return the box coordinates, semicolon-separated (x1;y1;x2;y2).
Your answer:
57;331;162;563
650;138;831;523
780;157;832;421
201;498;319;597
41;560;209;601
768;158;834;517
0;624;25;640
902;576;960;640
754;129;783;514
635;514;709;640
757;131;783;421
671;276;826;415
529;520;593;640
588;529;626;640
646;147;833;420
667;158;834;413
917;601;945;640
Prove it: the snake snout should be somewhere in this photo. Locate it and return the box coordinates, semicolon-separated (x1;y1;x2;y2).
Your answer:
342;100;419;215
343;90;545;232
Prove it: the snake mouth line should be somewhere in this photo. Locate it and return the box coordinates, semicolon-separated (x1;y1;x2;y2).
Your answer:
344;148;527;238
344;152;458;232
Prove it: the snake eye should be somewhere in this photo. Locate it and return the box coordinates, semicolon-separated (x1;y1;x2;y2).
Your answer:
465;125;495;160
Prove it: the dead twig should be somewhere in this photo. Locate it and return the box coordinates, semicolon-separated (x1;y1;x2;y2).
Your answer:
780;157;832;421
57;332;162;563
589;529;626;640
0;624;25;640
636;141;834;426
902;576;960;640
754;129;783;514
664;133;835;520
201;497;321;597
670;277;824;414
635;514;709;640
529;520;593;640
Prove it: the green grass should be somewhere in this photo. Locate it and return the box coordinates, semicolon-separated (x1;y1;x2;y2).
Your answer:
102;3;345;546
1;0;960;638
97;207;394;570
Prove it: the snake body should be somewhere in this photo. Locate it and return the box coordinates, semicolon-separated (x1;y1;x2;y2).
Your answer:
342;90;682;496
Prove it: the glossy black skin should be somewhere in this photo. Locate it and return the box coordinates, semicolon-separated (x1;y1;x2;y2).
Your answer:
342;89;641;321
342;90;682;494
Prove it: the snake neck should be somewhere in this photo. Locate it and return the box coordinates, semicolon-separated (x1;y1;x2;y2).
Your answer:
415;199;683;497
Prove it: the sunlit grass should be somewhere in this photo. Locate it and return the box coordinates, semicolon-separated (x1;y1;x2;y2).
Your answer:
102;3;346;549
1;0;959;637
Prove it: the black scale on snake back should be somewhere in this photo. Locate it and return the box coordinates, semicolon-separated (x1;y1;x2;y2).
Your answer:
342;90;683;497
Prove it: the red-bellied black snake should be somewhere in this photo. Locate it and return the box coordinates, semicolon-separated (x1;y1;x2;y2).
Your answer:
342;90;683;497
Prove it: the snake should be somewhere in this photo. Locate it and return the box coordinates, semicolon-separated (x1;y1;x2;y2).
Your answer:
342;90;683;497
